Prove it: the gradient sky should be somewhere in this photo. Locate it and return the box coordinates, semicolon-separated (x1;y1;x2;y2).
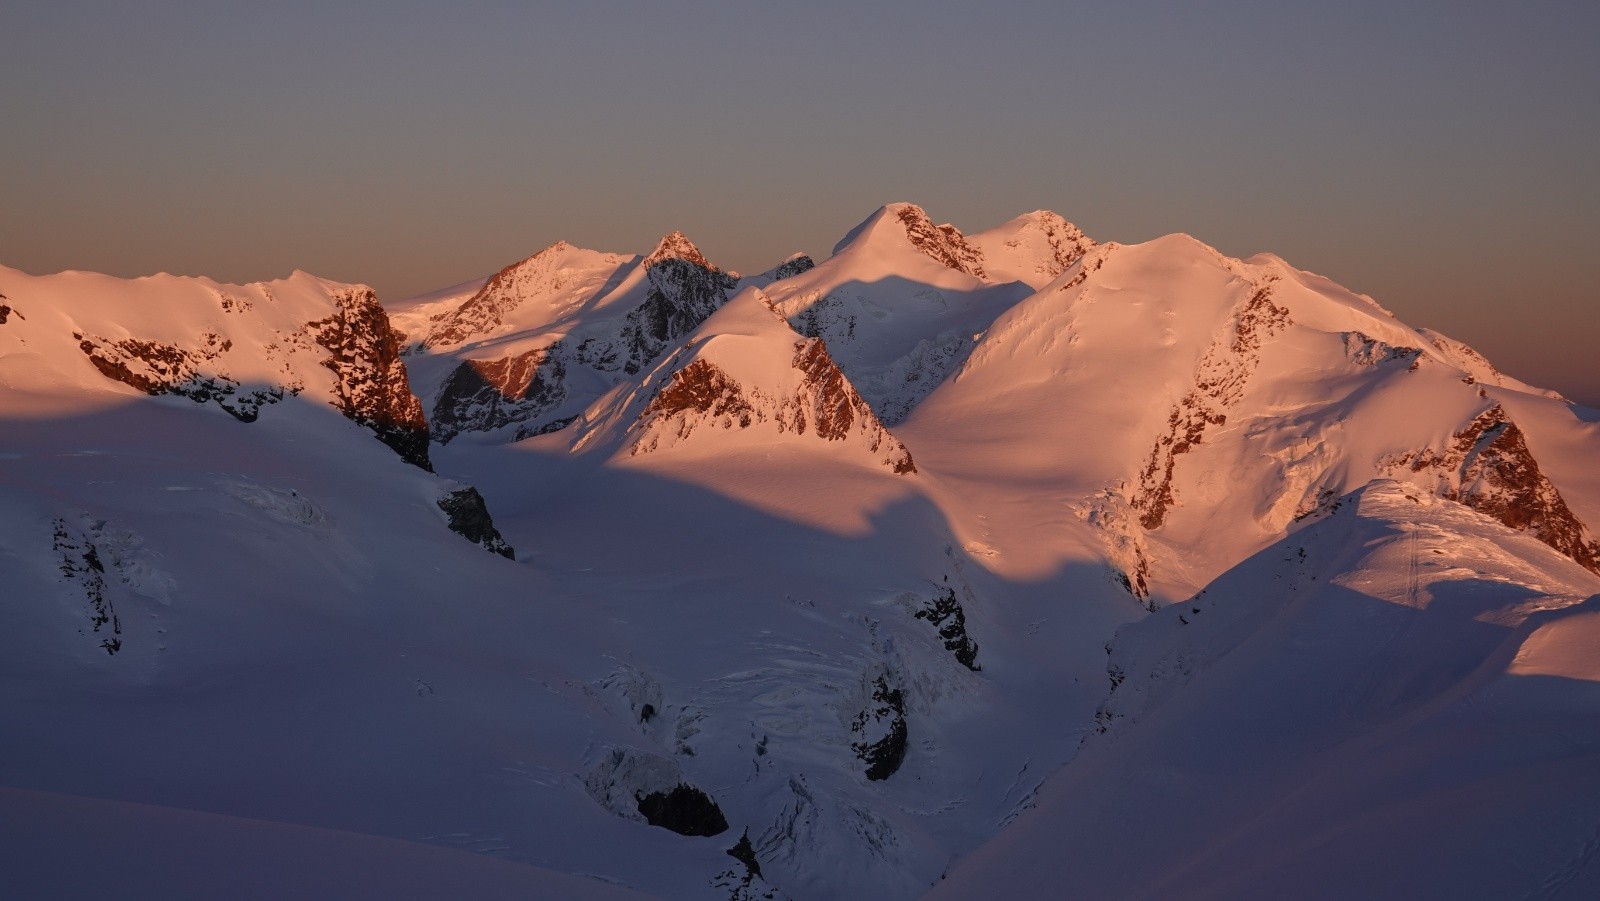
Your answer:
4;1;1597;404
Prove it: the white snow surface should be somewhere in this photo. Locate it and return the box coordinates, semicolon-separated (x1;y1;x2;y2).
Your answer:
2;204;1597;899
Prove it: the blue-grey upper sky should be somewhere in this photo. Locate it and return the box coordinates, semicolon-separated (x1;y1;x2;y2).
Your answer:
4;1;1596;403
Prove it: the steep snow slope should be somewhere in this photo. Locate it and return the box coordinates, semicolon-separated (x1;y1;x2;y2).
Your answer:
400;234;751;444
966;209;1094;289
759;203;1036;425
901;235;1600;603
934;481;1600;900
562;287;916;475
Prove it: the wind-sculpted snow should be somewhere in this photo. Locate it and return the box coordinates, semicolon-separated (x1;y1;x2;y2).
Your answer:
940;481;1600;900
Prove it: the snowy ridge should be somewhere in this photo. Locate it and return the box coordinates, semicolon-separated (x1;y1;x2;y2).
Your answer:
968;210;1094;288
580;288;916;474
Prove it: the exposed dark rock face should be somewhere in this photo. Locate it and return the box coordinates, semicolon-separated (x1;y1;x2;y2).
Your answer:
789;339;861;441
1135;280;1291;529
515;414;578;440
634;784;730;837
430;344;567;443
792;294;856;345
1344;331;1422;370
0;296;16;324
711;829;777;900
763;254;815;281
306;289;432;470
642;359;756;425
852;676;908;781
436;487;515;559
1025;211;1095;281
578;232;737;376
916;588;980;671
52;519;120;655
1391;405;1600;573
896;205;986;278
726;830;762;879
632;338;916;474
75;332;285;422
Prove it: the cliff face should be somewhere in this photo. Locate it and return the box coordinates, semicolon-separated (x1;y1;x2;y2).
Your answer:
631;330;916;475
894;205;986;278
306;289;432;470
61;278;432;470
430;344;567;444
579;232;739;376
1389;405;1600;573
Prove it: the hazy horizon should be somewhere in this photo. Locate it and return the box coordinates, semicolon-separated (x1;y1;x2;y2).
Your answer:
4;1;1596;405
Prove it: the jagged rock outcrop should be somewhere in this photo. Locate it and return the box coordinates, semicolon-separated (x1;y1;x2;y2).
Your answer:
75;331;286;422
635;784;730;837
1389;405;1600;573
436;487;515;559
579;232;738;375
970;210;1095;286
0;295;16;324
851;675;908;781
583;748;728;836
305;289;432;470
761;254;815;281
894;205;986;278
1343;331;1422;370
430;344;566;443
631;335;916;475
52;518;121;655
915;587;980;671
1135;280;1292;529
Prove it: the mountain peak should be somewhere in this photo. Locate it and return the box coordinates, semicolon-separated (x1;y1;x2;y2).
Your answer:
832;203;986;279
966;210;1093;288
645;231;713;270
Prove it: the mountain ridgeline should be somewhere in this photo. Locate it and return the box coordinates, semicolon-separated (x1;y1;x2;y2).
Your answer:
2;203;1597;900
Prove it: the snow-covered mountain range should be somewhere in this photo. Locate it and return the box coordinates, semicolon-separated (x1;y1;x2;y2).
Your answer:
3;203;1597;899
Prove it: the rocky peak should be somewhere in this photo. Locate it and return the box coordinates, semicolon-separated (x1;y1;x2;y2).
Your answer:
1389;404;1600;573
644;231;713;271
629;314;917;475
306;288;433;470
890;203;986;279
423;241;578;349
579;233;738;376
